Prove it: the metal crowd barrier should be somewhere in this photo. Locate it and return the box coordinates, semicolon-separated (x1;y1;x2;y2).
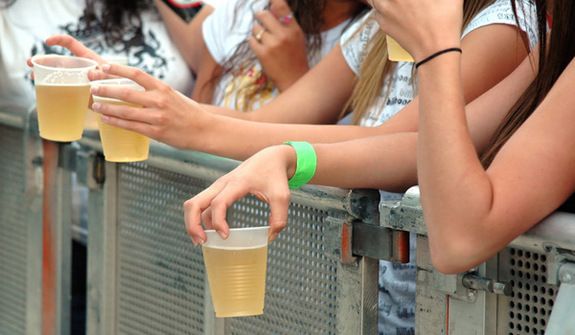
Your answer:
0;110;43;335
76;135;386;335
3;107;575;335
380;187;575;335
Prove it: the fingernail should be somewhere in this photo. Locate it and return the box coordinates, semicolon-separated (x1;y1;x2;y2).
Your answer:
101;64;111;72
90;86;99;94
92;102;101;111
198;238;206;245
219;231;229;239
269;233;278;242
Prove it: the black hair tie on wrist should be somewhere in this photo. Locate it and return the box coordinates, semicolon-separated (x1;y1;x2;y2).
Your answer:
415;47;463;69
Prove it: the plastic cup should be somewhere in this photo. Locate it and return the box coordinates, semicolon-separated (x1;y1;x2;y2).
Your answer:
85;56;129;130
32;55;97;141
386;36;414;62
91;79;150;162
202;226;270;318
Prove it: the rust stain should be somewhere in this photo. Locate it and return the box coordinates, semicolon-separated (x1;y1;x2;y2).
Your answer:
42;140;57;335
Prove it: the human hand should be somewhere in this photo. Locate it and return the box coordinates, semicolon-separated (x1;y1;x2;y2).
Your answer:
89;64;207;149
248;0;309;91
26;34;107;69
370;0;463;62
183;145;297;244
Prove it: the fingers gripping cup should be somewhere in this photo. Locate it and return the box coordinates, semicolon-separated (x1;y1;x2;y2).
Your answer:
202;227;270;318
84;56;129;130
91;79;150;162
386;36;415;62
32;55;97;141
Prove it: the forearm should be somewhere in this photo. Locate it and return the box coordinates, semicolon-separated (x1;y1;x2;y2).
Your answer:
200;103;257;121
154;0;213;73
417;54;495;271
193;113;386;160
311;134;418;191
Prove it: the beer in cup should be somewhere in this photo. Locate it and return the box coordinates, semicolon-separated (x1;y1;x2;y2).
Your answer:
386;35;414;62
91;79;150;162
202;226;270;317
32;55;97;141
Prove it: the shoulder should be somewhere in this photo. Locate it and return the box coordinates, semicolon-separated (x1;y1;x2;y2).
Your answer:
340;11;379;75
463;0;538;47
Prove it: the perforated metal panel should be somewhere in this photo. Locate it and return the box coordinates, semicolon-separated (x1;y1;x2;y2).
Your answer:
0;125;28;335
116;163;207;335
501;248;558;335
227;200;339;334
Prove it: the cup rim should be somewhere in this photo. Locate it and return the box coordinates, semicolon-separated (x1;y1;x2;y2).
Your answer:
204;226;270;234
91;79;145;103
31;54;98;71
90;78;141;87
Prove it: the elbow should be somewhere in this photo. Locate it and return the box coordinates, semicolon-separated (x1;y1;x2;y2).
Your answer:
429;237;487;275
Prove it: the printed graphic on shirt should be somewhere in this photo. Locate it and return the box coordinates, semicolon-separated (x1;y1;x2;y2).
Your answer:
222;65;274;111
28;13;172;83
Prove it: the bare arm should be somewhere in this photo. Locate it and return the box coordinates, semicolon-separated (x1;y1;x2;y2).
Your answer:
416;54;575;274
371;0;575;274
199;45;356;123
89;21;533;160
199;20;530;129
182;48;539;241
154;0;214;74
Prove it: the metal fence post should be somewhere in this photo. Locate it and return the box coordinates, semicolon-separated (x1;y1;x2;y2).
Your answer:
86;158;118;335
41;140;76;335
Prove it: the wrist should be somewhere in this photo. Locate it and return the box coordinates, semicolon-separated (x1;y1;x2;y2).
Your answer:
184;102;212;149
282;141;317;189
278;144;297;180
413;38;461;64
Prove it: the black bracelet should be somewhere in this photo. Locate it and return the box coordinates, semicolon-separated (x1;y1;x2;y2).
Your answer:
415;47;462;69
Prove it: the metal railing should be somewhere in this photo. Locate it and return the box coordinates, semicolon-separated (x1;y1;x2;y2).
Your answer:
0;110;43;335
380;186;575;335
76;135;383;335
2;108;575;335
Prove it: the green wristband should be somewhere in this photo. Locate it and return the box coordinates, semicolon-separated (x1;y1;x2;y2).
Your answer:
284;141;317;190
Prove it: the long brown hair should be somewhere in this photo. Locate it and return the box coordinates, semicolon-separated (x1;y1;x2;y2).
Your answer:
211;0;368;111
344;0;497;125
481;0;575;166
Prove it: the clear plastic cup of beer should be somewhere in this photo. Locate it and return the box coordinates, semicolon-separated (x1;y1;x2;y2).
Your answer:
202;226;270;318
91;79;150;162
386;35;415;62
84;56;129;130
31;55;97;141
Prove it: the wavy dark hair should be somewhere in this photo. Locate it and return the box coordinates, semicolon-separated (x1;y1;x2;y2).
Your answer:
213;0;369;111
481;0;575;165
82;0;153;46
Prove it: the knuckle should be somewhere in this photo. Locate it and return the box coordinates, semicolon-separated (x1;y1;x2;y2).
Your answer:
158;83;172;94
132;69;146;81
183;199;195;211
276;220;287;230
120;88;132;101
272;189;291;203
150;127;163;139
155;96;168;109
211;198;226;212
